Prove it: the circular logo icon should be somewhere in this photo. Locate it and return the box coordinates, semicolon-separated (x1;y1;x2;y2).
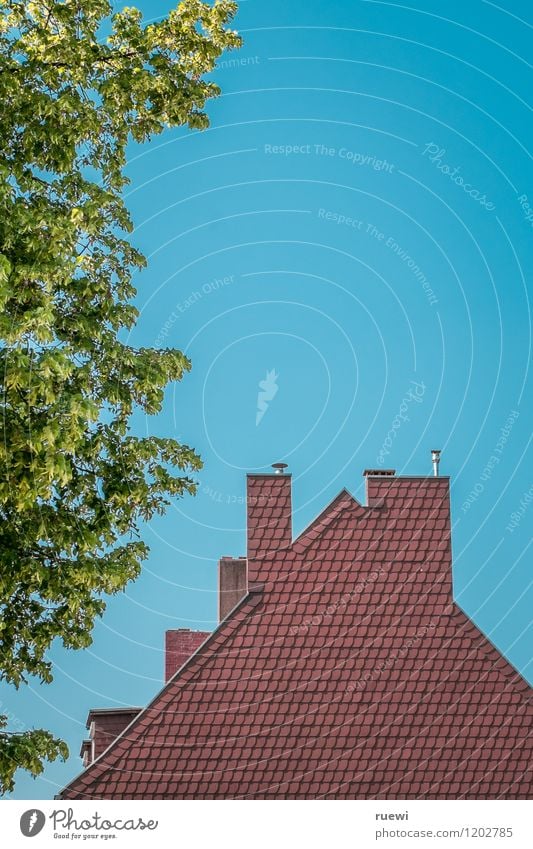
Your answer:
20;809;46;837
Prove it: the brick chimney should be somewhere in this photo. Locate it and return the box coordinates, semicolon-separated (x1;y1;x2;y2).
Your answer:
165;629;209;682
85;707;141;764
219;556;247;622
247;466;292;559
363;468;396;507
363;466;453;609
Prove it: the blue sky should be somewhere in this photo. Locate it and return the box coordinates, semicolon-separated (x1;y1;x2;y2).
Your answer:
4;0;532;799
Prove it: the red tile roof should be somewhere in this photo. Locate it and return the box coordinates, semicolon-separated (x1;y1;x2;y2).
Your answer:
247;473;292;559
59;471;532;799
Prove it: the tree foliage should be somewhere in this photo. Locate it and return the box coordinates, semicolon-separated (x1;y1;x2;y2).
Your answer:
0;0;240;793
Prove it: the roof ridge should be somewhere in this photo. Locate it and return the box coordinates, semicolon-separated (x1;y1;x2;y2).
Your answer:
292;489;363;555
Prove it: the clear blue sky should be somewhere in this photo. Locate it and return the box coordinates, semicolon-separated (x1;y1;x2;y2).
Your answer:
4;0;532;799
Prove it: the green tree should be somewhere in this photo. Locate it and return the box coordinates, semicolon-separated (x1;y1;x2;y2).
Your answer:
0;0;240;794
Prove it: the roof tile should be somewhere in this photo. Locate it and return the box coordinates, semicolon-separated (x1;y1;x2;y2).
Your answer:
60;474;531;800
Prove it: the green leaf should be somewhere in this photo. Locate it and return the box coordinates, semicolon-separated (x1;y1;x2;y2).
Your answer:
0;0;239;793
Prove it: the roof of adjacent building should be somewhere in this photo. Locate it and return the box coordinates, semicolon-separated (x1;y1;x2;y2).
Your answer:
59;473;532;800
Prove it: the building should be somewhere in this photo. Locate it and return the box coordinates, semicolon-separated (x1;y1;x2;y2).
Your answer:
59;459;532;799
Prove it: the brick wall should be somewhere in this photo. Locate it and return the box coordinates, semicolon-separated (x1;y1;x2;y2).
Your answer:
165;629;210;682
87;708;141;763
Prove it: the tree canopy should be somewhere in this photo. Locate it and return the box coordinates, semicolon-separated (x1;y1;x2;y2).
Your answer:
0;0;240;793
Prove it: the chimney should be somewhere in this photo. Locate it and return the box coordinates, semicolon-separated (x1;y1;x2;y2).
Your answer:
85;708;141;764
165;628;209;682
363;467;453;609
247;463;292;560
219;557;247;622
363;469;395;507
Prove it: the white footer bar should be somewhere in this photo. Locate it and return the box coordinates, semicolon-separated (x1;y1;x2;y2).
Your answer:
2;799;532;849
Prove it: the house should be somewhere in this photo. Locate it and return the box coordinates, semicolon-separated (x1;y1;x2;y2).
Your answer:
59;458;532;799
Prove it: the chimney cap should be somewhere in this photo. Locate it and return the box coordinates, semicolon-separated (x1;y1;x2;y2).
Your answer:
363;469;396;477
86;707;142;729
271;462;288;474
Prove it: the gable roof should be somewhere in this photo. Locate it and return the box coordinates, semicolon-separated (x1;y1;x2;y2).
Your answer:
292;488;364;555
59;474;532;800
